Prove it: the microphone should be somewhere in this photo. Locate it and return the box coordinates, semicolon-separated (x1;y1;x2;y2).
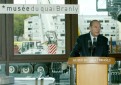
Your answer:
88;40;92;49
88;38;97;56
92;38;96;48
91;38;97;56
88;40;93;56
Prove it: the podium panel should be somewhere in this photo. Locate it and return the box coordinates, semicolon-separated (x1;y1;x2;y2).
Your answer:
77;64;107;85
68;57;115;85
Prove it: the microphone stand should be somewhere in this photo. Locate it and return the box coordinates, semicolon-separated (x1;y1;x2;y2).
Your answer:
88;40;93;56
91;47;93;56
91;45;96;56
88;38;96;56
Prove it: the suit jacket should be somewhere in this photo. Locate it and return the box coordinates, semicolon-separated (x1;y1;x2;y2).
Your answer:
70;32;109;57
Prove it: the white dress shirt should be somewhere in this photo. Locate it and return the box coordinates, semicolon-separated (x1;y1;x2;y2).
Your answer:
90;32;97;44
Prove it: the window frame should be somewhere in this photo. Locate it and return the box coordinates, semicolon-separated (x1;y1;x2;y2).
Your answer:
6;0;72;62
0;0;6;62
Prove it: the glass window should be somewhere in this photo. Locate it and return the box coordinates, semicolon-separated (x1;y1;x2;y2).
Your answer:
0;64;6;76
9;62;70;85
78;0;121;53
111;27;115;29
105;20;109;23
13;0;65;55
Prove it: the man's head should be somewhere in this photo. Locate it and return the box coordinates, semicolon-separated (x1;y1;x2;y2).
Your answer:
89;20;101;37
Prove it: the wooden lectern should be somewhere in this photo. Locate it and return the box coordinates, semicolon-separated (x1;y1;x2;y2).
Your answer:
68;57;115;85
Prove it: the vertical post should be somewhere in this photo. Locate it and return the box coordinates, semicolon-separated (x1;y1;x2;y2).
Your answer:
70;64;75;85
35;78;38;85
110;37;112;53
5;61;9;76
108;64;112;85
40;78;44;85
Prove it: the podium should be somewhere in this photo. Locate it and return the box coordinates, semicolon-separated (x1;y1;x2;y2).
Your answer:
68;57;115;85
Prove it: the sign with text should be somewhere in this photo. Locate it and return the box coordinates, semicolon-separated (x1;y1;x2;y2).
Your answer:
68;57;115;64
0;4;79;14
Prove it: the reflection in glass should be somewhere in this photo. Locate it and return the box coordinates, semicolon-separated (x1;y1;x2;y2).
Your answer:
14;0;65;55
0;64;6;76
9;62;70;84
78;0;121;53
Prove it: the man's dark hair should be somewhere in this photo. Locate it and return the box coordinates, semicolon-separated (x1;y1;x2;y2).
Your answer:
89;20;100;27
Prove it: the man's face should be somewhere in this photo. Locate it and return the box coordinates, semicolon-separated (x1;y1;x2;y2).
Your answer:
90;21;101;37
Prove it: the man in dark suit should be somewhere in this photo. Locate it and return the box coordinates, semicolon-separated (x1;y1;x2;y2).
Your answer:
70;20;109;57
